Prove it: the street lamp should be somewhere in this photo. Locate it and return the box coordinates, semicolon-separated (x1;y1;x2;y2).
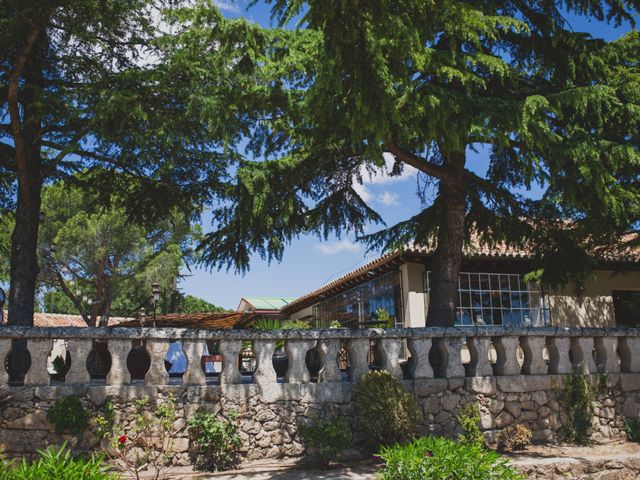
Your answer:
151;283;160;328
138;307;146;328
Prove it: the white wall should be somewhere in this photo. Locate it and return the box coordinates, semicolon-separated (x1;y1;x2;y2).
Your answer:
400;263;427;327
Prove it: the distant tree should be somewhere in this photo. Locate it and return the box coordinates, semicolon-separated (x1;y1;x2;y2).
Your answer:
177;294;226;314
1;179;202;326
194;1;640;326
0;0;262;325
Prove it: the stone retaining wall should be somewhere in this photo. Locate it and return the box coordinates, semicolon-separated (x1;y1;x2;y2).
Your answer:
2;326;640;463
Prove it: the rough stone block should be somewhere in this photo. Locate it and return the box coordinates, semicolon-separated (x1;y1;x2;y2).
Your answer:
496;375;553;393
6;410;51;431
465;377;496;396
620;374;640;392
413;378;449;396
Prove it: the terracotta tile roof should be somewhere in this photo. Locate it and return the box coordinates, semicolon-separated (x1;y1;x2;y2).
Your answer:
1;311;135;327
281;235;640;315
114;311;254;329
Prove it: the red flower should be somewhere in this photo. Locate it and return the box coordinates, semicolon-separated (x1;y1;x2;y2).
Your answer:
118;435;127;445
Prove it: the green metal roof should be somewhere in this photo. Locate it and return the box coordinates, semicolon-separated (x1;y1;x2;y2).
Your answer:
242;297;296;311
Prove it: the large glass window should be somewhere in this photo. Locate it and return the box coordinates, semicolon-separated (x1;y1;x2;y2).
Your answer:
312;271;403;328
426;271;550;327
612;290;640;327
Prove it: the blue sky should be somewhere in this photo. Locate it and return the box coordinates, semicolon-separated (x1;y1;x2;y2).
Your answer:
181;1;636;310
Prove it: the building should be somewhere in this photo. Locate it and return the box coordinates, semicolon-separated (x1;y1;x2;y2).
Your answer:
281;243;640;329
237;297;296;320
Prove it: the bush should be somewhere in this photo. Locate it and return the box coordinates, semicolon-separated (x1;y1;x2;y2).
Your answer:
456;403;485;448
378;436;523;480
299;418;351;466
497;424;532;451
0;444;116;480
188;410;242;472
624;418;640;443
354;370;420;446
47;396;89;435
555;370;595;445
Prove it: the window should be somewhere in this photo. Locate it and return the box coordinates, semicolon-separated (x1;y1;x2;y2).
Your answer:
312;271;403;328
612;290;640;327
425;271;550;327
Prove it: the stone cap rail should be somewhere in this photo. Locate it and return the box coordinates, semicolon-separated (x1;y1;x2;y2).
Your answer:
0;325;639;340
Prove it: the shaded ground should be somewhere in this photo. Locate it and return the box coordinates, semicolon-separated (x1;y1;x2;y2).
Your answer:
134;439;640;479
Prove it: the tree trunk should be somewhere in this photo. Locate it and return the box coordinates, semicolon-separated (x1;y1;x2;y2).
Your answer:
7;25;46;327
426;151;466;327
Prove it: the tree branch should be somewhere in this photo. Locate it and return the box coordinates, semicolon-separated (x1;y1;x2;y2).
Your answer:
384;139;448;179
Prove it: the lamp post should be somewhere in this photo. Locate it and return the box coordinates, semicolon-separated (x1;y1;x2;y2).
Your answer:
151;283;160;328
138;307;146;328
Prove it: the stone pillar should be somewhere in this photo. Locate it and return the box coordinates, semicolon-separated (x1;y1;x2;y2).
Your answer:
254;340;277;386
220;340;243;385
594;337;620;374
286;339;316;383
441;337;465;378
493;337;521;376
520;336;547;375
346;338;369;382
618;337;640;373
0;338;11;385
24;339;53;386
107;339;131;385
407;337;433;379
546;336;572;374
318;338;342;383
571;337;596;374
65;338;92;384
379;338;403;379
145;339;170;385
466;337;493;377
183;340;207;385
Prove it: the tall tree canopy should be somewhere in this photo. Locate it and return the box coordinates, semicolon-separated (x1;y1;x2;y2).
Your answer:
0;0;267;325
195;0;640;326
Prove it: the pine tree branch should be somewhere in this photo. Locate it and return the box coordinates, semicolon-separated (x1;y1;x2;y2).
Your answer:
384;139;448;179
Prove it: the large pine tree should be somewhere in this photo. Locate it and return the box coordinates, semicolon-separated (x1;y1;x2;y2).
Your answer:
197;1;640;326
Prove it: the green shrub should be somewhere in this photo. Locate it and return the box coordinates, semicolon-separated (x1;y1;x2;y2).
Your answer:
299;418;351;466
456;403;485;448
378;436;523;480
188;410;242;472
624;418;640;442
554;370;594;445
497;424;532;451
354;370;420;446
0;444;116;480
47;396;89;435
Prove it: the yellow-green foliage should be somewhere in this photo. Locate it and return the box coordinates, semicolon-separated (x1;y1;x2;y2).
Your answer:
354;370;419;446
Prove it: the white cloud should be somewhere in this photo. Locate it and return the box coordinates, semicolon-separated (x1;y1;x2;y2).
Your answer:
377;191;400;206
315;240;362;255
213;0;241;14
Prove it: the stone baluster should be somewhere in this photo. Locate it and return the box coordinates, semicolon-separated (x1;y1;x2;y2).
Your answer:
146;339;170;385
570;337;596;374
346;338;370;382
440;337;465;378
65;338;92;384
0;338;10;385
318;338;342;382
618;337;640;373
546;336;572;374
286;339;316;383
594;337;620;374
220;340;243;385
254;340;277;386
466;337;493;377
520;336;547;375
183;340;207;385
407;337;433;379
107;339;131;385
378;338;403;379
24;339;53;386
492;337;521;376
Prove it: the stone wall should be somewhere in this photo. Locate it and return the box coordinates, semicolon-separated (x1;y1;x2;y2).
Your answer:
1;326;640;463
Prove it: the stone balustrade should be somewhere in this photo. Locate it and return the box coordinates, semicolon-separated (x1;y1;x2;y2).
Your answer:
0;325;638;387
